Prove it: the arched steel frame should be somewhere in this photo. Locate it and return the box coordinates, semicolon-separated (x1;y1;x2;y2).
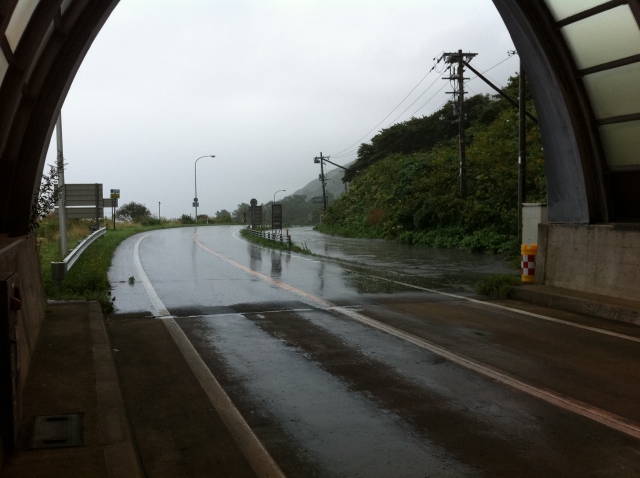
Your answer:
0;0;639;236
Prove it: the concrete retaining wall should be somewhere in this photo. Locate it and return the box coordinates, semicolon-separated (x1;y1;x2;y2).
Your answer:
536;224;640;300
0;234;47;461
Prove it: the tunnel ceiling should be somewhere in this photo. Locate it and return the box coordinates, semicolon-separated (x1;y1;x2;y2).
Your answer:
546;0;640;220
0;0;639;235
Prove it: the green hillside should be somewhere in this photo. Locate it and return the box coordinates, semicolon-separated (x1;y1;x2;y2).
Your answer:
318;75;546;255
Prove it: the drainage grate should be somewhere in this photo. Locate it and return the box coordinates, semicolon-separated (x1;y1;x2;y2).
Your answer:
30;414;83;449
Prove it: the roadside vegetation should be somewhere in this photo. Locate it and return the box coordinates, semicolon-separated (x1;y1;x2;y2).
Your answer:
475;274;522;299
240;228;311;254
36;199;242;313
37;217;187;313
317;74;546;258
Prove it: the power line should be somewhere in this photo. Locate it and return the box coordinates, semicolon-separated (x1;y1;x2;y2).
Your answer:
401;55;510;121
381;71;445;127
330;61;440;156
332;53;516;161
331;150;359;159
406;81;448;117
468;54;514;83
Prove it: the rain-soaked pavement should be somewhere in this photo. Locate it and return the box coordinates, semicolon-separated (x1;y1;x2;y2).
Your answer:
108;225;640;477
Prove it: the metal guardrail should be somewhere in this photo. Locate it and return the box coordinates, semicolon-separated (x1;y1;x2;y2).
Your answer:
51;226;107;284
245;228;292;249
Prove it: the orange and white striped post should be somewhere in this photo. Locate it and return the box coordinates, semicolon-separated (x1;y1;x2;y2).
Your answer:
521;244;537;283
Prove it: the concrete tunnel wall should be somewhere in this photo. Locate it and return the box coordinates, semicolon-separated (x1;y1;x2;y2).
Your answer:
0;0;639;465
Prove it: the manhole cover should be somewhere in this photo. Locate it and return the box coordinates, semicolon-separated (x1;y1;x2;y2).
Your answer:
30;414;82;449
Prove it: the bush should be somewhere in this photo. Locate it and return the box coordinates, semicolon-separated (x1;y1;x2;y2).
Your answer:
475;274;521;299
116;202;151;222
181;214;195;224
141;217;162;226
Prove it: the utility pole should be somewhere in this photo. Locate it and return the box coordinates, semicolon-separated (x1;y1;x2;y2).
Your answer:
159;202;161;219
442;50;477;198
314;152;329;212
313;154;355;212
56;114;68;257
455;50;537;241
518;61;527;242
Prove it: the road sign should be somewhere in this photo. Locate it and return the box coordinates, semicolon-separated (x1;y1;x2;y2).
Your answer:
54;207;104;219
194;197;198;202
102;198;118;208
250;205;262;227
312;196;324;204
272;204;283;230
110;189;120;199
192;202;199;207
54;183;104;227
56;183;103;206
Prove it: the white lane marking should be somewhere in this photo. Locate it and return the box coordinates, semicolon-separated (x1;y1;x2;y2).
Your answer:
331;306;640;441
133;234;170;317
373;277;640;345
195;234;640;440
133;233;285;478
163;318;286;478
180;309;316;320
232;230;640;344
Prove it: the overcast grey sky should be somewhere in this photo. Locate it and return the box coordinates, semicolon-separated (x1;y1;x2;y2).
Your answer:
45;0;516;219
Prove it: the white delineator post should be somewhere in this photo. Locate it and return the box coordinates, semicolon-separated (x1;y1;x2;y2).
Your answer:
56;114;68;257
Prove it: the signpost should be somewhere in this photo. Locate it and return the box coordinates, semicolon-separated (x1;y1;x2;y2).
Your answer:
272;204;283;232
249;198;262;228
56;115;68;256
104;196;118;230
312;196;324;204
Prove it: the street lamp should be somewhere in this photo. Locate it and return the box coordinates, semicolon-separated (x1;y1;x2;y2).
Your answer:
273;189;286;203
194;155;215;223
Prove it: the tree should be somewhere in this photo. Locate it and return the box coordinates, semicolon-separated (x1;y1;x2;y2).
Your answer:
232;203;250;223
116;202;151;222
29;164;60;232
214;209;232;223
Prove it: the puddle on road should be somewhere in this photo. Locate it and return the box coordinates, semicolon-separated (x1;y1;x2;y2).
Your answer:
291;227;515;291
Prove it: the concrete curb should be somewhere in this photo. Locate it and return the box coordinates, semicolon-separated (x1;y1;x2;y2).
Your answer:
510;285;640;325
88;303;144;478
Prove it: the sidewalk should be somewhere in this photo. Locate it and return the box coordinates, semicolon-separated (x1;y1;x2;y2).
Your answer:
1;302;258;478
511;284;640;325
0;302;141;478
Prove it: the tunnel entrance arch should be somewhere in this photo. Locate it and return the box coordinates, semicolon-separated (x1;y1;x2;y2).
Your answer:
1;1;640;234
0;0;640;462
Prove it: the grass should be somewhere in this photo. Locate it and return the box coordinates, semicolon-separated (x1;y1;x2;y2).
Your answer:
37;217;220;313
240;228;311;254
475;274;522;299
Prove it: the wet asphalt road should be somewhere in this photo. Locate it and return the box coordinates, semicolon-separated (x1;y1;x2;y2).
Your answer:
108;225;640;477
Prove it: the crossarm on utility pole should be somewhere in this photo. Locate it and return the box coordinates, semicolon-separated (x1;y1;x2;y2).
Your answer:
462;61;538;124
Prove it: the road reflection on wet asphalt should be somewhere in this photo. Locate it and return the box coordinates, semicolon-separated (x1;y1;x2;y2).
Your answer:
108;225;640;477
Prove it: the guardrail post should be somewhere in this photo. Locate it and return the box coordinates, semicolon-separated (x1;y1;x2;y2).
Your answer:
50;226;106;285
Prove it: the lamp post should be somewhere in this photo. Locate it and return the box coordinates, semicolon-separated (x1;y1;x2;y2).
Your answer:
194;155;215;223
273;189;286;204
